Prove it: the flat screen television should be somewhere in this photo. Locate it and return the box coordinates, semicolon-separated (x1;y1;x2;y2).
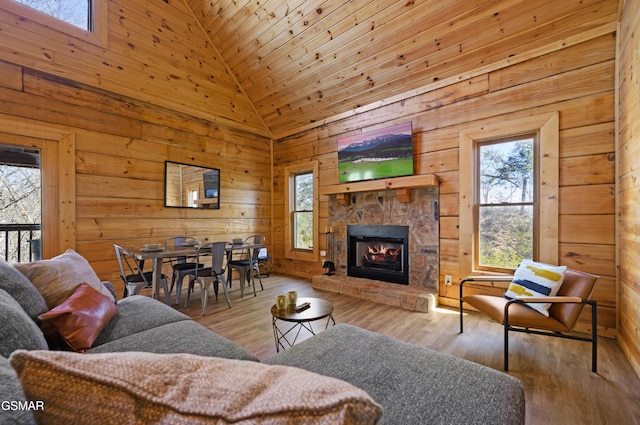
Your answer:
203;170;219;198
337;122;413;183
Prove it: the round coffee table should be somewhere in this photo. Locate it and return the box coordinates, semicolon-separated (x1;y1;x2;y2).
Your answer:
271;297;335;352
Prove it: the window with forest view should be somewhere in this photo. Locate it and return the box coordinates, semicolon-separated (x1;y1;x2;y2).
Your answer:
0;145;41;263
284;161;318;262
476;135;536;270
293;172;314;250
12;0;92;30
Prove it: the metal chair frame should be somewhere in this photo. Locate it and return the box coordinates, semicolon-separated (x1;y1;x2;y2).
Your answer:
165;236;204;305
113;244;169;299
227;235;264;296
257;247;273;277
187;241;231;314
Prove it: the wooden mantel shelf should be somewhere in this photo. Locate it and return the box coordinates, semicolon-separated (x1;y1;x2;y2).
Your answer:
320;174;439;205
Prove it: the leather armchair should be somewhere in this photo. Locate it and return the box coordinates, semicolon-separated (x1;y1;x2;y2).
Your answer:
459;268;599;372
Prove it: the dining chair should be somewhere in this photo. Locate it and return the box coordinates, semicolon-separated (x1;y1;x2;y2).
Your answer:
247;234;265;291
257;247;272;277
186;241;231;315
227;234;264;296
165;236;203;305
113;244;169;299
459;265;599;372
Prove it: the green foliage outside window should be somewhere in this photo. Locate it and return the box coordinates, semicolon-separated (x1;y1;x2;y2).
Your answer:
479;206;533;269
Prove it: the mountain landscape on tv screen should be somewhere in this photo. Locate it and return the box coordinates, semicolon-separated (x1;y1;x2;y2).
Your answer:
337;123;414;183
339;133;413;160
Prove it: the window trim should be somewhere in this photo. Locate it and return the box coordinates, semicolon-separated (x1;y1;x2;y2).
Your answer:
459;112;559;277
2;0;108;48
0;113;77;257
475;134;538;273
284;160;319;262
292;172;314;251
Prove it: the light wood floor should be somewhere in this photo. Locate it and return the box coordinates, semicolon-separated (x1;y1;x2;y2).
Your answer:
161;273;640;425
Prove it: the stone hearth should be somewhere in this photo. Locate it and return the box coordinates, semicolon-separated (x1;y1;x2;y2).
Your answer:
312;274;436;312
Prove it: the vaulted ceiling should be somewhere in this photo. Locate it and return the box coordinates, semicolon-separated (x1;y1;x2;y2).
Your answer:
183;0;617;139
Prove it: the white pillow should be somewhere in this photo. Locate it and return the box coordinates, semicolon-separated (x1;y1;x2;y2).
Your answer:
504;259;567;316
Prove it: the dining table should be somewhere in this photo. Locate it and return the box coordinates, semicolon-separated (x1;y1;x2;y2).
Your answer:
131;241;265;304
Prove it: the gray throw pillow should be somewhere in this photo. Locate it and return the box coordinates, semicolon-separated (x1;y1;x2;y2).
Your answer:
0;356;36;425
0;288;48;358
14;249;115;309
0;258;47;319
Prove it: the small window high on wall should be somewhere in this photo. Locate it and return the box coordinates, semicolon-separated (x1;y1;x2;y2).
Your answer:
13;0;92;31
4;0;107;46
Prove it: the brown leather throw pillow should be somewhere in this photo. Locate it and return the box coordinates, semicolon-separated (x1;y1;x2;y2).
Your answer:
38;283;118;352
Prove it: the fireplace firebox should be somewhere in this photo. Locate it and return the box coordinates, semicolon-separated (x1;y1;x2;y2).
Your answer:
347;225;409;285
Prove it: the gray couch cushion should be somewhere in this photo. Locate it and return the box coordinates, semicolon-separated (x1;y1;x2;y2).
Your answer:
0;356;36;425
92;295;191;347
0;258;47;319
0;288;48;358
267;323;525;425
87;320;260;362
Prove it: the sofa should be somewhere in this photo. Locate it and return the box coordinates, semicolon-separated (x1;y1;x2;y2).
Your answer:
1;250;525;424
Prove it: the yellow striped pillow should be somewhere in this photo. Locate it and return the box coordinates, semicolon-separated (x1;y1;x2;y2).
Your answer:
504;259;567;316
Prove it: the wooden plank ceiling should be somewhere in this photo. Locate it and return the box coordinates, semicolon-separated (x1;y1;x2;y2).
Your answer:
184;0;617;138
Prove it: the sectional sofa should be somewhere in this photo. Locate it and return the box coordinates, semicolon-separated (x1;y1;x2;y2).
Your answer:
0;250;525;424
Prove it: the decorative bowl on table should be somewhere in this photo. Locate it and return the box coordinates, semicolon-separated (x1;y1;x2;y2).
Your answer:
231;238;244;245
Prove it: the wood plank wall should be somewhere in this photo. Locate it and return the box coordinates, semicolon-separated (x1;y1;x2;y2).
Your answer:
0;0;628;346
617;0;640;376
0;0;268;137
273;32;617;337
0;1;272;296
0;69;271;296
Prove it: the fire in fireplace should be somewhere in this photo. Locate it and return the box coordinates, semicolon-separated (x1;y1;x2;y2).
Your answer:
362;241;401;270
347;225;409;285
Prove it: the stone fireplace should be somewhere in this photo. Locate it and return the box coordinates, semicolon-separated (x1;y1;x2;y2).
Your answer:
313;185;439;312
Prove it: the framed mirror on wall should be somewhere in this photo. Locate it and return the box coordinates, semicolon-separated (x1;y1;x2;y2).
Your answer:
164;161;220;209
